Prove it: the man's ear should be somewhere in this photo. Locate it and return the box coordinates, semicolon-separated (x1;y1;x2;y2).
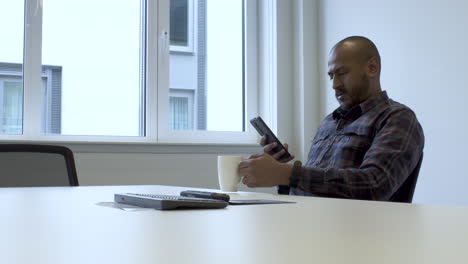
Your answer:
367;56;380;77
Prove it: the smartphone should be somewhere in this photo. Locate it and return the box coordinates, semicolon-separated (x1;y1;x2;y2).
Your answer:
180;190;230;202
250;116;291;159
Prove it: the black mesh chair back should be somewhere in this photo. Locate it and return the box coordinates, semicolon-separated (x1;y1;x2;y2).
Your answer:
389;153;423;203
0;144;79;187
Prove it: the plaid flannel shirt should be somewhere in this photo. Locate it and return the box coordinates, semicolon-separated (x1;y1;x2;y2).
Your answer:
287;91;424;201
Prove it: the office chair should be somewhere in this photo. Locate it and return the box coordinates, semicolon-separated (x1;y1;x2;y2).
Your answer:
0;144;79;187
389;153;423;203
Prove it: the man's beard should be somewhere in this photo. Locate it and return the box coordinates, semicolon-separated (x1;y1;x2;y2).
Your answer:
338;74;370;110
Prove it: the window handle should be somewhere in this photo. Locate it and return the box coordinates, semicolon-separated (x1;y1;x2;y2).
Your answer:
159;29;170;69
160;29;169;54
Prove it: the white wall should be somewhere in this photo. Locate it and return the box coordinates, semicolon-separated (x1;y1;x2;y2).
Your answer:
318;0;468;206
73;146;274;194
75;152;221;187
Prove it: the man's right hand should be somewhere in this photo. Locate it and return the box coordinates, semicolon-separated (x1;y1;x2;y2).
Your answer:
260;135;295;163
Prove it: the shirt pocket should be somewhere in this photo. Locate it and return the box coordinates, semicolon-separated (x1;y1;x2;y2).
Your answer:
306;134;330;164
334;129;372;168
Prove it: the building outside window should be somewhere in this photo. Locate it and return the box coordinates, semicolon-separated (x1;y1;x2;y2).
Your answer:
0;63;61;134
168;0;244;132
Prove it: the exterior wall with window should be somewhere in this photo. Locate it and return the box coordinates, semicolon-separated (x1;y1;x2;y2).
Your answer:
169;0;205;130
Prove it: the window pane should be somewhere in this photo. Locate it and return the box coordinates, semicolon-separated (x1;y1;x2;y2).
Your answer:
2;79;23;134
170;0;189;46
0;2;24;135
170;97;189;130
42;0;143;136
169;0;244;132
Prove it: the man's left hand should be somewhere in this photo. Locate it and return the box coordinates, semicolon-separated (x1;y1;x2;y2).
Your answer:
238;153;293;188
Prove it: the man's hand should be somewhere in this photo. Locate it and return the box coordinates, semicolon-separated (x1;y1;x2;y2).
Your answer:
260;135;295;163
238;153;293;188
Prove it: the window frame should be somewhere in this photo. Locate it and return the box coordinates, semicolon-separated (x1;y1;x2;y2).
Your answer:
1;0;262;145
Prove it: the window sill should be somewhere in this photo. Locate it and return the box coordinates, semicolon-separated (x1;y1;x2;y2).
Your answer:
0;138;261;154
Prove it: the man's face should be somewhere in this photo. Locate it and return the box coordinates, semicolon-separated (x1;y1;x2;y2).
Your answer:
327;47;370;110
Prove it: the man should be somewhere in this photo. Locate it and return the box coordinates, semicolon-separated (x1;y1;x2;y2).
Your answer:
239;36;424;201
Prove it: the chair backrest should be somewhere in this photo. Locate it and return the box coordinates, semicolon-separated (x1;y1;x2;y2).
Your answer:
389;153;423;203
0;144;79;187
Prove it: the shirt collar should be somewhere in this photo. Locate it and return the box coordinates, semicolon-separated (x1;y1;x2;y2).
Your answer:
332;91;388;121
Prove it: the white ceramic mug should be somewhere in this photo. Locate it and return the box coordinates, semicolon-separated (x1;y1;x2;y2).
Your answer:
217;156;243;192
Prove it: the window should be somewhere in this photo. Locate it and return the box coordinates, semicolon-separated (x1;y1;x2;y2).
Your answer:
0;1;24;135
169;0;195;54
0;0;258;144
42;0;143;137
170;89;194;130
0;63;62;134
0;77;22;134
170;0;189;47
165;0;250;138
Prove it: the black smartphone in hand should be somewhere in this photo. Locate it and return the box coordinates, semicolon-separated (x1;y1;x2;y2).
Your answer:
250;116;291;160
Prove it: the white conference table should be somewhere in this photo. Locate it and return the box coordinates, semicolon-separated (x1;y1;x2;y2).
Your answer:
2;185;468;264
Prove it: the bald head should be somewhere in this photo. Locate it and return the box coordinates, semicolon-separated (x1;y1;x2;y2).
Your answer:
331;36;381;73
327;36;382;109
